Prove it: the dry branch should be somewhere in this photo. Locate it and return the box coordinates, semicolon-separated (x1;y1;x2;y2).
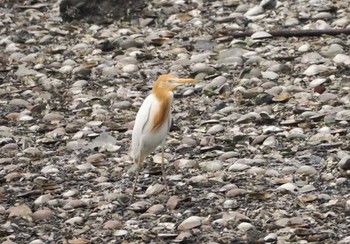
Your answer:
223;28;350;39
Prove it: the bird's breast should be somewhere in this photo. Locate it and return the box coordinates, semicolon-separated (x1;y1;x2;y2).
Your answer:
151;93;172;132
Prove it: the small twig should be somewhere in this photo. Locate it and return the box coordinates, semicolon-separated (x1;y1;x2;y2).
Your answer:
13;3;50;10
218;28;350;39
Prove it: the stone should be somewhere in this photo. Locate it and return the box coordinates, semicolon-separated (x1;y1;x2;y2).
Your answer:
60;0;145;23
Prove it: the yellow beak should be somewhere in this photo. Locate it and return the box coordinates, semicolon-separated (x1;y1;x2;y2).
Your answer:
173;78;197;85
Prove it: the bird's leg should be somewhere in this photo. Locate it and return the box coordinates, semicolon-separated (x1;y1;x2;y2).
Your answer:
161;144;169;198
130;154;141;202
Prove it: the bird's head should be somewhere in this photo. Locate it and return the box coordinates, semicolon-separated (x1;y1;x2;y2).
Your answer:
153;74;197;92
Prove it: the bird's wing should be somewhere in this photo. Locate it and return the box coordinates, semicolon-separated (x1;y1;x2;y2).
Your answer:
166;94;173;133
131;94;154;160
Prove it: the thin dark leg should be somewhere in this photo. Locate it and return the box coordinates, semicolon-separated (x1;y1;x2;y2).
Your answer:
161;144;169;198
130;154;141;202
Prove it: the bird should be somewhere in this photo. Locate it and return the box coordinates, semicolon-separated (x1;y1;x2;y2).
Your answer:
130;74;197;201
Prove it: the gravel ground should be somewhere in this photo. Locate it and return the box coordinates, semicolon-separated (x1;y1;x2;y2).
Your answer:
1;0;350;243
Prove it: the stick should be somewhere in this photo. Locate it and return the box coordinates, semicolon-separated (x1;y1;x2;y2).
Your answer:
217;28;350;40
14;3;50;10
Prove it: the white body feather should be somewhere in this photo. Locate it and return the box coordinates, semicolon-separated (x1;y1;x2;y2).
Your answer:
131;93;173;163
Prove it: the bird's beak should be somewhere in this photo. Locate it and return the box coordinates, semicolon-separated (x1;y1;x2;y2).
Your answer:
173;78;197;86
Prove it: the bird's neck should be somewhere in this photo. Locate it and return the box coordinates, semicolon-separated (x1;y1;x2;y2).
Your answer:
152;85;172;101
151;87;172;132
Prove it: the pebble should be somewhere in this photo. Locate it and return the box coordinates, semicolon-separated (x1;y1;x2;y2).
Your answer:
147;204;165;214
244;5;264;17
262;136;277;147
228;163;250;172
62;189;78;198
295;165;317;175
333;54;350;65
32;209;54;221
103;220;122;229
65;216;84;225
237;222;255;231
251;31;272;39
303;65;329;76
226;188;247;197
207;124;224;134
114;230;128;237
298;43;310;52
321;43;344;58
261;71;279;80
264;233;277;242
29;240;45;244
310;78;327;88
299;184;316;193
338;236;350;244
9;204;32;217
199;160;223;172
41;165;59;174
177;216;202;230
42;113;64;122
277;183;299;193
174;159;197;169
167;196;180;210
338;156;350;171
34;194;53;205
9;98;30;107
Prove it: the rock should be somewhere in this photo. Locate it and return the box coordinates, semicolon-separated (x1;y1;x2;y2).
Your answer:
34;194;53;205
42;113;64;122
167;196;180;210
277;183;299;193
251;31;272;39
113;230;128;237
147;204;165;214
303;65;328;76
333;54;350;65
190;63;214;74
103;220;122;229
237;222;255;231
299;184;316;193
29;240;45;244
338;156;350;171
298;43;310;52
9;98;30;107
174;159;197;169
62;189;78;198
339;236;350;244
199;160;223;172
207;124;224;134
244;5;264;17
9;204;32;217
295;165;317;175
178;216;202;230
65;216;84;225
41;165;59;174
264;233;277;242
60;0;145;23
228;163;250;172
310;78;327;88
261;71;278;80
15;65;39;77
64;199;87;209
32;209;54;221
128;201;151;212
321;43;344;58
145;183;165;196
226;188;247;197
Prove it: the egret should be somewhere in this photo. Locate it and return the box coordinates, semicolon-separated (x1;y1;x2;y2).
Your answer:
130;74;196;201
